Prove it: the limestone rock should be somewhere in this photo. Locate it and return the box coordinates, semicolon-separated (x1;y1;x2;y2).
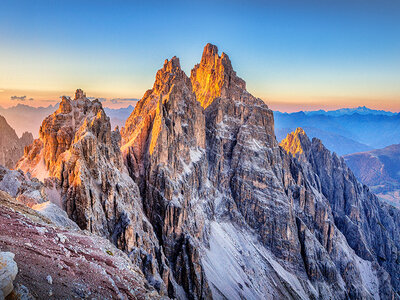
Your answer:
122;43;400;299
16;90;168;294
0;252;18;299
122;57;212;299
0;191;163;299
12;44;400;299
190;43;246;108
281;127;400;295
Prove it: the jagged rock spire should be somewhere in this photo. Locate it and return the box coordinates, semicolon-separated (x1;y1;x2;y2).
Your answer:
74;88;86;100
121;55;194;160
280;127;311;157
190;43;246;108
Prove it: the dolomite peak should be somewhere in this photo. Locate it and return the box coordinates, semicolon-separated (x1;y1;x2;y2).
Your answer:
16;89;169;295
190;43;246;108
280;127;311;157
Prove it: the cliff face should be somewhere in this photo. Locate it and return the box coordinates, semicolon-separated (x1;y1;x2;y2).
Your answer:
281;128;400;296
122;57;212;298
122;44;400;299
0;115;33;169
190;43;246;109
16;89;169;295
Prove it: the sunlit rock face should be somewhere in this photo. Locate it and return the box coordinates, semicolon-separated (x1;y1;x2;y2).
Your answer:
0;115;33;169
16;90;169;295
123;44;400;300
122;57;212;299
280;127;310;157
190;43;246;109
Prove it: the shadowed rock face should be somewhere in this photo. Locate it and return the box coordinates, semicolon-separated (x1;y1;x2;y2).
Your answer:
281;128;400;295
123;44;400;299
0;115;33;169
16;90;169;295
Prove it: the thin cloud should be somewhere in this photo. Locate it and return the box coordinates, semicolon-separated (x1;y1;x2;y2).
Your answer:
10;95;27;101
110;98;139;104
42;99;60;103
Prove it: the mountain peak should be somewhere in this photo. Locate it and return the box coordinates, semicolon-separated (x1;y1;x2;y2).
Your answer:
280;127;310;157
74;89;86;100
191;43;246;108
163;56;181;72
201;43;219;64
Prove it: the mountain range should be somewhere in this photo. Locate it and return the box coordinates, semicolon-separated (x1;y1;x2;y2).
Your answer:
0;44;399;299
344;144;400;208
2;100;398;158
0;103;135;138
275;109;400;155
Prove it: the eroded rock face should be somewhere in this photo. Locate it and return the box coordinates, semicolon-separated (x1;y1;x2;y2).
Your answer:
0;115;33;169
16;90;168;294
122;57;212;299
281;128;400;295
12;44;400;299
123;44;400;300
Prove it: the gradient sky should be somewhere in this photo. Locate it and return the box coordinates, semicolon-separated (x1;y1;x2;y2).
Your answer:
0;0;399;111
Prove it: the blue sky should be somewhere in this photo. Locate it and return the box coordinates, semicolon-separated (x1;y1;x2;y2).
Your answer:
0;0;399;111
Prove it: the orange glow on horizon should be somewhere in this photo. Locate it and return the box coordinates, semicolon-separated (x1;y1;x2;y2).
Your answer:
0;88;399;113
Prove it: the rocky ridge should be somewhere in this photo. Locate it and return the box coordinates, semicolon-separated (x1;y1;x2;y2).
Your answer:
122;56;212;298
0;115;33;169
122;44;400;299
16;89;169;295
281;128;400;295
12;44;400;299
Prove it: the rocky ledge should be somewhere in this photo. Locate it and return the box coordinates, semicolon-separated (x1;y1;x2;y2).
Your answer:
0;190;163;299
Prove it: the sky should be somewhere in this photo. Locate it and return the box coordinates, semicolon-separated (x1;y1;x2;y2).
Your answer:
0;0;399;111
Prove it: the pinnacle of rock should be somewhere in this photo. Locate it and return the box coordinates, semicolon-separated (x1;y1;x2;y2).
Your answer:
190;43;246;108
279;127;310;157
121;55;194;157
74;89;86;100
201;43;219;65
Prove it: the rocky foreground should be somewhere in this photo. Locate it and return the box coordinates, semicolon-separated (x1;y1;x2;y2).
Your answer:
3;44;400;299
0;191;161;299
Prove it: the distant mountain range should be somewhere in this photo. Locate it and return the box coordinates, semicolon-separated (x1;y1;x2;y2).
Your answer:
0;104;59;138
104;105;135;129
344;144;400;208
303;106;397;117
274;106;400;155
0;103;136;138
